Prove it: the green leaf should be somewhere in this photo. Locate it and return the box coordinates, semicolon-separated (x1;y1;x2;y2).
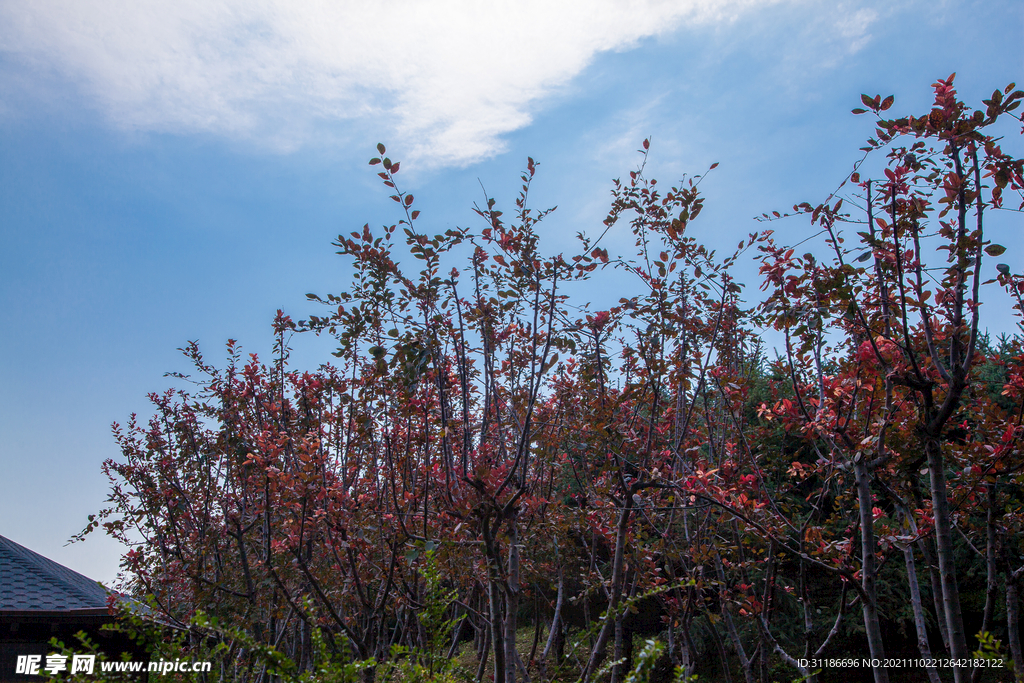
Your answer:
856;251;872;262
996;263;1011;275
377;142;386;154
984;244;1006;257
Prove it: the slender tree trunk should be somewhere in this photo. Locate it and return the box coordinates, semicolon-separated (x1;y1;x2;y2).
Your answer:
680;620;697;681
911;475;952;654
505;517;520;683
706;619;732;683
611;614;625;683
920;536;952;654
925;437;971;683
716;554;755;683
446;604;469;661
854;455;889;683
475;589;486;659
902;537;942;683
527;593;542;670
483;516;507;683
582;495;633;682
489;576;506;683
972;483;999;683
475;624;492;683
540;563;564;674
1007;576;1023;683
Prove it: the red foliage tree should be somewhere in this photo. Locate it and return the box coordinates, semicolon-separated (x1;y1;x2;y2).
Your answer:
87;76;1024;683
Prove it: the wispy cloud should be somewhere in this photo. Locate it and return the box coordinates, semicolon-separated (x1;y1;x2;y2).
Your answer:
1;0;781;166
834;7;879;55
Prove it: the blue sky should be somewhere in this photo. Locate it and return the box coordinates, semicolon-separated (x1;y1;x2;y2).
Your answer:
1;0;1021;585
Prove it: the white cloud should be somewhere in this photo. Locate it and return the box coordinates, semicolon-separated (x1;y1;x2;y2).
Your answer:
834;7;878;54
0;0;779;166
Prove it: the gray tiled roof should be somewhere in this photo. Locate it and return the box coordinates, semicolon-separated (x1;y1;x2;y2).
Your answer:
0;535;110;612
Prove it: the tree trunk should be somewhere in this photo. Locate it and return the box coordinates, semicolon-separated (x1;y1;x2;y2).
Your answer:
910;475;951;654
925;437;971;683
611;613;625;683
505;517;520;683
483;516;507;683
475;624;491;683
540;563;564;674
920;535;952;654
854;455;889;683
489;576;506;683
716;554;755;683
1007;577;1023;683
972;483;999;683
582;495;633;682
902;536;941;683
